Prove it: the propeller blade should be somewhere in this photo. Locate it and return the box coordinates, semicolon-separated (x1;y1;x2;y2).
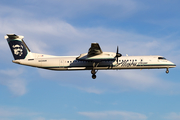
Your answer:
116;46;119;64
117;56;118;64
115;46;122;64
116;46;119;54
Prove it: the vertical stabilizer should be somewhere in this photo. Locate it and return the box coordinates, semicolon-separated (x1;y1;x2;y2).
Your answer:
5;34;32;60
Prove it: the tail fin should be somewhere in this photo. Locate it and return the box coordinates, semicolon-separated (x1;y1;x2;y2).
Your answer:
5;34;31;60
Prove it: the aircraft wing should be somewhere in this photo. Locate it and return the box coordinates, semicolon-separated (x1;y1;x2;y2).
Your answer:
76;43;115;62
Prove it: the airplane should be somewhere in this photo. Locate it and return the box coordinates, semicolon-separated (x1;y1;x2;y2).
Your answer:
5;34;176;79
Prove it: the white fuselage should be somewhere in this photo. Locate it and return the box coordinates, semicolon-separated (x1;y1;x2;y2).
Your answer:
12;52;176;71
5;34;176;79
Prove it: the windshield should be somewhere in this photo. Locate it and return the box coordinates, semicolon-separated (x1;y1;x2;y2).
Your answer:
158;57;166;60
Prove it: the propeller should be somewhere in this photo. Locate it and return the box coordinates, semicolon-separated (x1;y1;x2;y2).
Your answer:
115;46;122;64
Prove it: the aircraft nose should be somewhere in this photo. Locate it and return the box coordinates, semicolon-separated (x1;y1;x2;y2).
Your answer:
173;64;176;67
170;61;176;68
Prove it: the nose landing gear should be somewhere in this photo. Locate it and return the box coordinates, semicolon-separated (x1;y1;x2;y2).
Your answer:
166;68;169;74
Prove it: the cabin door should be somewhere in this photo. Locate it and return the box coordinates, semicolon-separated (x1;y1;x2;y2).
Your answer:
60;59;64;67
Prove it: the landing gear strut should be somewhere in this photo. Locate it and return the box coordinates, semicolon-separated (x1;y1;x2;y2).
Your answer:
91;69;98;79
166;68;169;74
91;62;99;79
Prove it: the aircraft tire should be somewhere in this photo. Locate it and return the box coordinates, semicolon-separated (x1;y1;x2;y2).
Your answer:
92;74;96;79
166;68;169;74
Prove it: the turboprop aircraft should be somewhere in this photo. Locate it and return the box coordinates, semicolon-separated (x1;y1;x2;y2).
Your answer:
5;34;176;79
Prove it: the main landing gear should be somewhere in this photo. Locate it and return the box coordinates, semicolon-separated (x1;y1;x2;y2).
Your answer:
91;62;99;79
91;69;98;79
166;68;169;74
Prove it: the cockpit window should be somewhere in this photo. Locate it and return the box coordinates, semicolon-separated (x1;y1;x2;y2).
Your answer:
158;57;166;60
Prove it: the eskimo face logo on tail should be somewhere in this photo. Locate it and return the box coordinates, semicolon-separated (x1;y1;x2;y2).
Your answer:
8;40;28;60
12;44;23;56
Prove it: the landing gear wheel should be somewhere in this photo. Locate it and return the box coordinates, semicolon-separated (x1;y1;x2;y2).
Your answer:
166;69;169;74
91;69;98;79
92;74;96;79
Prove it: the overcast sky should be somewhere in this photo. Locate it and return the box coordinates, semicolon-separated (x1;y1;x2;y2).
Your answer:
0;0;180;120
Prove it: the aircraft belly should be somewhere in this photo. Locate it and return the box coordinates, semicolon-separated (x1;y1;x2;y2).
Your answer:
16;59;41;67
17;59;175;71
115;64;175;69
